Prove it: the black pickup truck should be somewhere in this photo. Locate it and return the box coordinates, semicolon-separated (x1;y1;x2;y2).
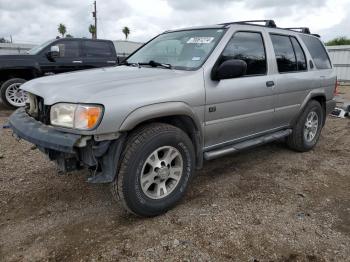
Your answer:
0;38;118;108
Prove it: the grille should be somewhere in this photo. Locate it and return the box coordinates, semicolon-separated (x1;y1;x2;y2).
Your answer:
25;94;50;124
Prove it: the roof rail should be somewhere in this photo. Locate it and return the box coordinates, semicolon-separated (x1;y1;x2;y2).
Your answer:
220;20;277;28
284;27;311;34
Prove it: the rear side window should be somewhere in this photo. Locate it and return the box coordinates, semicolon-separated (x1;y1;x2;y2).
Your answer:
290;37;307;71
56;41;80;57
300;35;331;69
222;31;267;75
83;41;114;57
270;34;297;72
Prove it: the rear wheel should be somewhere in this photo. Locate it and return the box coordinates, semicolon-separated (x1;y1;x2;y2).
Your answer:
111;123;195;217
0;78;27;108
287;100;323;152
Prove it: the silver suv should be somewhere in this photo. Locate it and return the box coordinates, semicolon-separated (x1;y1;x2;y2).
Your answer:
9;20;336;216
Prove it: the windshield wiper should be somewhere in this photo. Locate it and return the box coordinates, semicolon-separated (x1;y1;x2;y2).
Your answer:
120;61;139;67
138;60;172;69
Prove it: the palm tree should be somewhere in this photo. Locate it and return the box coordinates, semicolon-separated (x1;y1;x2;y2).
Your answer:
89;24;96;39
58;23;67;38
122;26;130;40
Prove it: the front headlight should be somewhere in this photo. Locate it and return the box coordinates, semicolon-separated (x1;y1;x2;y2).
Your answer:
50;103;103;130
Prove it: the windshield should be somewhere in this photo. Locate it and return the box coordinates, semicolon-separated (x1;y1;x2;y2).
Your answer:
27;39;55;55
126;29;226;70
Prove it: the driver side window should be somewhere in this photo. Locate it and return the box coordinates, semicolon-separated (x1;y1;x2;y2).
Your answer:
221;31;267;76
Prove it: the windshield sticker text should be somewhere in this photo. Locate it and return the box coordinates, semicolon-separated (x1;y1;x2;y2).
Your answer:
187;37;214;44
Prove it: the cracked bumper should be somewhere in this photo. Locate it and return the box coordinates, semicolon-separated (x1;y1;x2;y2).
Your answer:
9;108;82;154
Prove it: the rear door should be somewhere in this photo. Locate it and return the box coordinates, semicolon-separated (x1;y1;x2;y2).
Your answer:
204;30;276;149
269;33;315;127
81;40;117;69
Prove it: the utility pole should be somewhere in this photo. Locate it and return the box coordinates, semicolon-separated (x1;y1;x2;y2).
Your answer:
92;1;97;39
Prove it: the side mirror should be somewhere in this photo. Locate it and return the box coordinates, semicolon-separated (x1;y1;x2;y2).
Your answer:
214;59;247;80
47;45;60;59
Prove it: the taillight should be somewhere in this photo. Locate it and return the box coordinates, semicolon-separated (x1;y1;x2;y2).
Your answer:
334;78;339;96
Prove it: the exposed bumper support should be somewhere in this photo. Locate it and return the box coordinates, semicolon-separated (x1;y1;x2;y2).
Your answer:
9;108;126;184
85;134;126;184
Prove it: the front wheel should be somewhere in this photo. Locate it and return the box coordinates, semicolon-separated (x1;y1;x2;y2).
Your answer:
0;78;27;108
111;123;195;217
287;100;324;152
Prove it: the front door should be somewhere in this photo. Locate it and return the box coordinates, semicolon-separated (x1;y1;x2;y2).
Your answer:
204;30;275;149
39;40;83;75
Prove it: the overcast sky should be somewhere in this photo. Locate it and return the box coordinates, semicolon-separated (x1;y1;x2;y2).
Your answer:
0;0;349;44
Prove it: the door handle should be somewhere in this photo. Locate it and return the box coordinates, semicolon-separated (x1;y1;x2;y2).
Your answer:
72;60;82;63
266;81;275;87
107;60;116;64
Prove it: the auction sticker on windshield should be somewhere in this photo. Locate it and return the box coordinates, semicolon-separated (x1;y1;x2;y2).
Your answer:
187;37;214;44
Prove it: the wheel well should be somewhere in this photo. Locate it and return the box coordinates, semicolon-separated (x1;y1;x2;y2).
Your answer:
131;115;203;169
311;96;326;125
0;69;36;83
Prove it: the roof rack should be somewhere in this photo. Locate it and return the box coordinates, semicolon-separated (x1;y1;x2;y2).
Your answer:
218;21;320;37
284;27;311;34
220;20;277;28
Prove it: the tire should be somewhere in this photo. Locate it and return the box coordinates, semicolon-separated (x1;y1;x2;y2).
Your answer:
111;123;195;217
287;100;324;152
0;78;27;109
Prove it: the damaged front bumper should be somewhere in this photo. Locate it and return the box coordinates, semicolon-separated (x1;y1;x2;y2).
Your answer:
9;108;125;183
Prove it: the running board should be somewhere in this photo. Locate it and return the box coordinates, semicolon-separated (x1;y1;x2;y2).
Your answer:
204;129;292;160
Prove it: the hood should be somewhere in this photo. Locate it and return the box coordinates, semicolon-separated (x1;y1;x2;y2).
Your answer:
0;54;32;60
0;54;38;68
21;66;198;105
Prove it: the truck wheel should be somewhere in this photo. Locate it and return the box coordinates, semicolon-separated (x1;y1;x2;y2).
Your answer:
0;78;27;108
287;100;324;152
111;123;195;217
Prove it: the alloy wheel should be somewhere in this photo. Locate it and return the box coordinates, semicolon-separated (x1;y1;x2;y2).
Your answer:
140;146;183;199
5;82;27;107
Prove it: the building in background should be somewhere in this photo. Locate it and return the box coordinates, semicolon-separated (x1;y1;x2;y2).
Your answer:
327;45;350;83
0;43;36;55
113;40;143;61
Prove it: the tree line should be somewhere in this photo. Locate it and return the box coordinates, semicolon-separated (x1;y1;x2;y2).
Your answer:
57;23;130;40
325;37;350;46
2;27;349;45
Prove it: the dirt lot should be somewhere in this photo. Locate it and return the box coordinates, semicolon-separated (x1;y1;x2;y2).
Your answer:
0;88;350;262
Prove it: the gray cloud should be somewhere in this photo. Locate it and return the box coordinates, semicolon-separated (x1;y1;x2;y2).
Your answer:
0;0;348;44
166;0;237;10
245;0;327;8
319;13;350;41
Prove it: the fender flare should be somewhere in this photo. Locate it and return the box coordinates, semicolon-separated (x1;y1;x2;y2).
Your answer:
0;60;41;79
119;102;204;169
119;102;202;133
291;89;327;126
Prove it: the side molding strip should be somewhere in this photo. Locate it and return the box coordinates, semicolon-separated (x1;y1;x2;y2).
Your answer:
204;129;292;160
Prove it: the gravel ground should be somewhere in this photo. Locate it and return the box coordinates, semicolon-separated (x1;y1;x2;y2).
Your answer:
0;88;349;261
